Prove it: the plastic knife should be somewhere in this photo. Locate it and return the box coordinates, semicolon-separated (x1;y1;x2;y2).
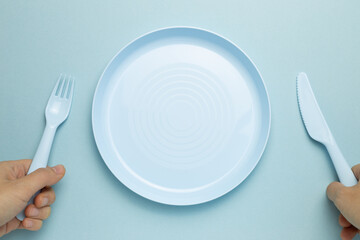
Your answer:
296;72;357;186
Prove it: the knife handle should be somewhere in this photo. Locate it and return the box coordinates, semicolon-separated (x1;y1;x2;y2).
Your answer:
325;142;358;187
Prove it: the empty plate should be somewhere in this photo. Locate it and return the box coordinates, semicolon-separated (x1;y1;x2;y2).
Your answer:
92;27;271;205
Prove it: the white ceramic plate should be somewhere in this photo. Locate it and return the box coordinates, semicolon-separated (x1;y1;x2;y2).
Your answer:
92;27;271;205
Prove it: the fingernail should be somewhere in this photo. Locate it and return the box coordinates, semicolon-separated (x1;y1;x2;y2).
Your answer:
29;208;40;217
52;165;62;174
24;220;33;228
42;198;49;207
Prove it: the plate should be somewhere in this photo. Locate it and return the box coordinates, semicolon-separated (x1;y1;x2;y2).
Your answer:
92;27;271;205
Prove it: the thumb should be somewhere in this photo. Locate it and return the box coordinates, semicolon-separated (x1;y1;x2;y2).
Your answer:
326;181;349;206
17;165;65;198
351;164;360;181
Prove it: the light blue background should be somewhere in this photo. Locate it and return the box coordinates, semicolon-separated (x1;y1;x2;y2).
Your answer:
1;0;360;239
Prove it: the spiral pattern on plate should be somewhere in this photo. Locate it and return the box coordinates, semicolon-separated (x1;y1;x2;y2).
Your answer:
128;64;234;169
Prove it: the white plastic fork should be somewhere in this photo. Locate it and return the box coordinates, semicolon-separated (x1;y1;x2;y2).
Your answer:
17;74;74;221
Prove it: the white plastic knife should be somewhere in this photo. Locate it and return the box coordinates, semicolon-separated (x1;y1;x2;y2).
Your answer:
296;72;357;186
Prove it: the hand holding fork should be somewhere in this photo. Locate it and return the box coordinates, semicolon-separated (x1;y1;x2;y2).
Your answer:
17;74;74;221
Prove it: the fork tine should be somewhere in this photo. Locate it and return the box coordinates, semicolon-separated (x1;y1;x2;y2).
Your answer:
61;77;69;98
57;74;67;97
52;74;63;96
67;77;74;100
63;76;71;99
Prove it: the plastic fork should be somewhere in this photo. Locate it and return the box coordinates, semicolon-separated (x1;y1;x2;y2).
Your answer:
17;74;74;221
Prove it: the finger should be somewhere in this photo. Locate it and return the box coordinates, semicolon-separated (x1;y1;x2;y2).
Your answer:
16;165;65;199
0;218;22;237
24;204;51;220
327;181;346;203
352;164;360;181
21;218;43;231
34;187;55;208
339;214;352;228
340;226;358;240
0;159;32;180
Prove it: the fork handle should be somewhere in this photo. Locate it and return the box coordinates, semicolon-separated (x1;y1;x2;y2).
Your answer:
16;124;57;221
28;124;57;173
